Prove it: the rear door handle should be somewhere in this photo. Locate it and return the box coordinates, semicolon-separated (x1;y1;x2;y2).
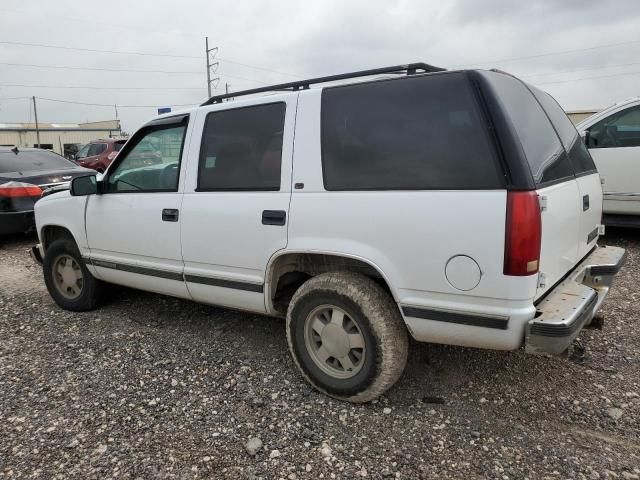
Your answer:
262;210;286;226
583;194;590;211
162;208;179;222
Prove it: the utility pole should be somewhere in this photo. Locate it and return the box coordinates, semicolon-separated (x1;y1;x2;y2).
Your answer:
114;104;119;120
205;37;219;98
32;96;40;149
225;83;229;95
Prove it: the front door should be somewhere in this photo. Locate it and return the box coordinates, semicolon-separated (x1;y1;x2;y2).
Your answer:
85;115;192;298
586;104;640;215
180;96;297;313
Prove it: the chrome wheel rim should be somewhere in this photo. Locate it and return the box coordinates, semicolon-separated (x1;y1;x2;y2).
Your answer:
303;305;366;379
52;254;83;300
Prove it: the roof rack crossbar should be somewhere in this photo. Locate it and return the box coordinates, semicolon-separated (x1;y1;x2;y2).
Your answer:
201;62;445;106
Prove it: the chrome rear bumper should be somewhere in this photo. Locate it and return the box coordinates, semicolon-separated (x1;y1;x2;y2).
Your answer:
525;245;626;355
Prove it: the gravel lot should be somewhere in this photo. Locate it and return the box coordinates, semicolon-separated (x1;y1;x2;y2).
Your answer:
0;231;639;479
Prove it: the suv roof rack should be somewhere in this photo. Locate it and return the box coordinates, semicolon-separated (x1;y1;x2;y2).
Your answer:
201;62;446;106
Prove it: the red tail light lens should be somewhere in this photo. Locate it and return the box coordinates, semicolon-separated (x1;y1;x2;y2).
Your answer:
0;181;43;198
504;191;541;276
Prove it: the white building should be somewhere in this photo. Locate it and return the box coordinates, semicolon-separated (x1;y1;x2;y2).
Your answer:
0;120;122;157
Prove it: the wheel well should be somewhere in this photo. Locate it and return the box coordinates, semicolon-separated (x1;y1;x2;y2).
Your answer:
268;253;394;316
41;226;75;252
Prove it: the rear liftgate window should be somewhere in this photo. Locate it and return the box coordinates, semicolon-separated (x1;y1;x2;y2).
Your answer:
482;72;575;186
321;72;504;190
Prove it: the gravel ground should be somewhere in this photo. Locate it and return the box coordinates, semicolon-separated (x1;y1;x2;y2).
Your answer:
0;231;639;479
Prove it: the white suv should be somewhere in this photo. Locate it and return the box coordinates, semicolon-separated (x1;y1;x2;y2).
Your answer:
32;64;626;403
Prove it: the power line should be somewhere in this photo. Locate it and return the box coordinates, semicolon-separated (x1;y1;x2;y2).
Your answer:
520;61;640;79
536;69;640;86
0;40;300;79
218;58;300;78
0;40;201;59
451;39;640;68
0;7;205;39
0;61;203;75
36;97;199;109
0;83;207;91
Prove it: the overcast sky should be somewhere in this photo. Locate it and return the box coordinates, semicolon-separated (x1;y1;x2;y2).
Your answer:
0;0;639;132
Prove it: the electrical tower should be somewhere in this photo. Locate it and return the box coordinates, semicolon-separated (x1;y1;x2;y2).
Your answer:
205;37;220;98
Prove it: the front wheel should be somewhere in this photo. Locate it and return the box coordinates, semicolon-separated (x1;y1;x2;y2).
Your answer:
286;271;408;403
43;239;102;311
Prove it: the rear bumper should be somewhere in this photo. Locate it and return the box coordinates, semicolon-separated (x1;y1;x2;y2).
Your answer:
525;245;626;355
0;210;35;235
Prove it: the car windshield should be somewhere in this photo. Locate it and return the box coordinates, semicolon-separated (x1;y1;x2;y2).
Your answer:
0;150;77;173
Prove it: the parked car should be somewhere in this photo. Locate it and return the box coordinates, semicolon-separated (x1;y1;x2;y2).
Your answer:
577;97;640;226
75;138;127;173
0;147;94;235
32;64;625;402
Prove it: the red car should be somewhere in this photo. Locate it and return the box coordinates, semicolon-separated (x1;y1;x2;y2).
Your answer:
75;138;127;173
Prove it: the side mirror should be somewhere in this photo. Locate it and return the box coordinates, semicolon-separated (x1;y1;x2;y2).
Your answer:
70;175;101;196
581;130;590;146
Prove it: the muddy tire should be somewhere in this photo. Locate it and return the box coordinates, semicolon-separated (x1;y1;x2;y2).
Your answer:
286;271;408;403
43;239;102;311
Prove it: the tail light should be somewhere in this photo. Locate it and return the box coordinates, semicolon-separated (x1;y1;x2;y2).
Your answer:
504;191;541;276
0;181;43;198
107;151;118;161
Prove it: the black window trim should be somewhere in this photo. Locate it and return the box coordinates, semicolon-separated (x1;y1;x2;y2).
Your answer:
523;81;597;186
103;114;189;195
319;70;507;192
195;101;287;193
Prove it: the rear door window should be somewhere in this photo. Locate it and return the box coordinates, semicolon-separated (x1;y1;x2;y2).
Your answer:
321;72;503;190
197;103;286;191
481;72;574;186
530;86;596;176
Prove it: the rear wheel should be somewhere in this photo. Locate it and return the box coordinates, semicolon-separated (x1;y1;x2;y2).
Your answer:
286;271;408;403
43;239;102;311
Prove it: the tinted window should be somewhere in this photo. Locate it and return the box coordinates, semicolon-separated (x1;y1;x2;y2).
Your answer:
88;143;107;156
198;103;285;191
321;73;502;190
114;141;126;151
587;105;640;149
0;150;76;173
530;86;596;175
484;72;573;186
107;123;187;192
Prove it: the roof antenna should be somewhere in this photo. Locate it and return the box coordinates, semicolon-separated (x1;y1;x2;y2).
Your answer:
11;146;19;155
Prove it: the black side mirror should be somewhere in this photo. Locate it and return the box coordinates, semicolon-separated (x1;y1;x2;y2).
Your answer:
70;175;101;196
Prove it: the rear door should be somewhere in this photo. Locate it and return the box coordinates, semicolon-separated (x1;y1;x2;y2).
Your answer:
180;96;295;313
530;87;601;259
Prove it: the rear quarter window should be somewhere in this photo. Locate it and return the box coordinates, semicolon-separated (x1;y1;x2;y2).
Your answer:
529;86;596;176
481;72;574;186
321;72;504;190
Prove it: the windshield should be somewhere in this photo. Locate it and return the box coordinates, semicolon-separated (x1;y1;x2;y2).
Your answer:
0;150;77;173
